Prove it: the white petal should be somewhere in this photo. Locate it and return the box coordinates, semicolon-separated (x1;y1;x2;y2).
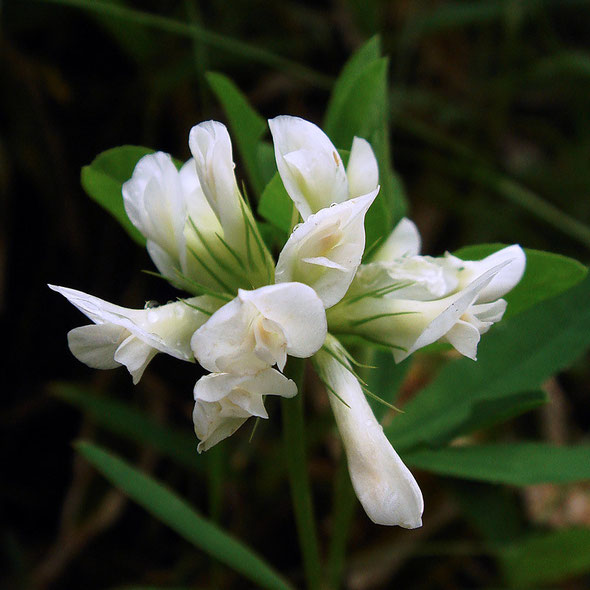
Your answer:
122;152;186;260
191;283;327;373
315;341;423;528
373;217;422;261
403;262;509;361
67;324;124;369
346;137;379;199
114;335;158;385
193;400;247;453
450;245;526;303
188;121;245;248
191;296;268;374
443;320;481;360
193;368;297;452
275;190;378;308
50;285;215;362
239;283;327;358
327;262;510;362
269;116;348;219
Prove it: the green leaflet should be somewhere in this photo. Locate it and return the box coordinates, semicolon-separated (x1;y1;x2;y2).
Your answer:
76;441;294;590
385;274;590;451
404;443;590;485
454;244;588;318
81;145;153;246
207;72;267;197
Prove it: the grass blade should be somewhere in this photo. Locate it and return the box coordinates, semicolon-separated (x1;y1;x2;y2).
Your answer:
76;441;294;590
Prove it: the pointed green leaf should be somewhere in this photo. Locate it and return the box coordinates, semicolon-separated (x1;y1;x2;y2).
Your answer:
499;528;590;588
51;383;201;473
76;441;294;590
206;72;267;196
386;274;590;451
81;145;153;246
454;244;587;318
324;35;381;141
325;37;407;243
405;443;590;485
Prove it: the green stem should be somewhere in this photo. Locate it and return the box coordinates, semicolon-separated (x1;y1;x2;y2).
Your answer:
326;458;356;589
281;358;322;590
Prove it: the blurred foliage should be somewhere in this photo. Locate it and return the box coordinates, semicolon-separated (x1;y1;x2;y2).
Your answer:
2;1;590;590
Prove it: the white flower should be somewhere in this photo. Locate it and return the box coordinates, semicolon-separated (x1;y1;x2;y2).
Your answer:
328;263;509;362
193;368;297;452
123;147;271;294
275;191;378;308
49;285;216;384
315;338;423;528
191;282;327;374
188;121;247;249
268;115;379;219
367;218;526;304
123;152;191;288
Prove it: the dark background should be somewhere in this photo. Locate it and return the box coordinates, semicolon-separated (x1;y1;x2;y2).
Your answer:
2;1;590;589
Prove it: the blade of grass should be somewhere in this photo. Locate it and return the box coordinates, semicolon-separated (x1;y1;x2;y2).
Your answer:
50;382;201;473
281;358;322;590
76;441;294;590
38;0;333;89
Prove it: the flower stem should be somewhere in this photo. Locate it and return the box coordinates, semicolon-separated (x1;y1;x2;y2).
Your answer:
326;458;356;589
281;358;322;590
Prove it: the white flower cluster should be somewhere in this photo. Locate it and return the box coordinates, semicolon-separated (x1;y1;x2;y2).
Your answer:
51;116;525;528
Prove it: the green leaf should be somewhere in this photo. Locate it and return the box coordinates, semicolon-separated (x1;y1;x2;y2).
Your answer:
454;244;587;318
405;443;590;485
324;37;407;244
324;35;381;145
76;441;294;590
51;383;201;473
499;528;590;588
206;72;267;197
386;274;590;451
258;173;292;235
81;145;152;246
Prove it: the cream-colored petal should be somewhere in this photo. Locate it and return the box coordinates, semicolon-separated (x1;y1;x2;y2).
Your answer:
315;340;423;528
373;217;422;262
275;191;378;308
269;115;349;219
346;136;379;198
